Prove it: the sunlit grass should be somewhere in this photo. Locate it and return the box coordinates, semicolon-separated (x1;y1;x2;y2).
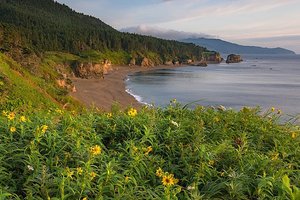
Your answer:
0;103;299;199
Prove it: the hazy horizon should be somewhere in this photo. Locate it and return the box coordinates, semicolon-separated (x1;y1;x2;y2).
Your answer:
56;0;300;54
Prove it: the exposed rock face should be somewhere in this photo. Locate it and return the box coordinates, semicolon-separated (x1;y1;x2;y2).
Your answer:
164;60;173;65
129;58;136;66
226;54;243;63
140;57;154;67
56;78;76;92
202;52;223;64
71;60;112;79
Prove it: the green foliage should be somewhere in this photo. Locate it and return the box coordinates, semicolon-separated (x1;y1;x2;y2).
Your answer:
0;52;81;110
0;104;299;199
0;0;208;63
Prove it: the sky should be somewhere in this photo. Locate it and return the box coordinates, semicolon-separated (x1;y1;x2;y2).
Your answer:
57;0;300;53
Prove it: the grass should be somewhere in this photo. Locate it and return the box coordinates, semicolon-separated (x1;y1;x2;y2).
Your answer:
0;103;299;199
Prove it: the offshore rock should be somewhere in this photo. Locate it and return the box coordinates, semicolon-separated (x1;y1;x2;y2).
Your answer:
226;54;243;63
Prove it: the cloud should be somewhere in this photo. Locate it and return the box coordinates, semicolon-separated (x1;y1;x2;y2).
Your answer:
121;25;214;40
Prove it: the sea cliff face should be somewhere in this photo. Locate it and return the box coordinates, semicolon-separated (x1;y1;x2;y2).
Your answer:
71;60;112;79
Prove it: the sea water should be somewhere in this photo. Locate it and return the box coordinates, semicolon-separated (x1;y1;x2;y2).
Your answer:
125;54;300;116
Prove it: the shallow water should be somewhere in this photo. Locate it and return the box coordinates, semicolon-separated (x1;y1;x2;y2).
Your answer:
126;54;300;116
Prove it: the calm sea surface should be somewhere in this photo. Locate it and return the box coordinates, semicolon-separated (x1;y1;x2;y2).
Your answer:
126;55;300;116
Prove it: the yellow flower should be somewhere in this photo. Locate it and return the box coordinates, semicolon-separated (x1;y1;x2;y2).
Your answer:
7;112;15;120
127;108;137;117
82;197;88;200
271;107;275;112
55;109;63;114
132;146;138;153
107;112;112;118
2;111;8;116
90;145;102;156
291;132;297;139
77;167;83;175
41;125;48;133
162;174;178;186
66;167;74;179
125;176;130;183
156;168;164;177
10;126;16;133
208;160;215;166
277;109;282;115
20;116;26;122
144;146;153;155
271;153;279;161
90;172;97;180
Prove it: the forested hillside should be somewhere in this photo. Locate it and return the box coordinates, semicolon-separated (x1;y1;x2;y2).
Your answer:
0;0;208;62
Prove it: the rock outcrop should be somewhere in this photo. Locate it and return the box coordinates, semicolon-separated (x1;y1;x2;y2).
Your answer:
164;60;173;65
226;54;243;63
202;52;223;64
140;57;154;67
196;60;208;67
72;60;112;79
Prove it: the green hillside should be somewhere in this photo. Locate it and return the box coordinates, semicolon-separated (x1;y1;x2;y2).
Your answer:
0;0;207;63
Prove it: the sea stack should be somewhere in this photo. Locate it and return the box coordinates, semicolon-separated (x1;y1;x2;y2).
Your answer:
226;54;243;63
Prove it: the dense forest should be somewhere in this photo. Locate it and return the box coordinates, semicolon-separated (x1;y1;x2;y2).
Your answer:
0;0;209;62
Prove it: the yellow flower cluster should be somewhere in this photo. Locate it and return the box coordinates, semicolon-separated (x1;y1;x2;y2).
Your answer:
291;132;297;139
107;112;112;118
156;168;179;187
65;167;74;179
41;125;48;133
90;145;102;156
127;108;137;117
77;167;83;175
90;171;97;180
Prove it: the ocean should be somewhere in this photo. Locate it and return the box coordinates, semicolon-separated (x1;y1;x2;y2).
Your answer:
125;54;300;116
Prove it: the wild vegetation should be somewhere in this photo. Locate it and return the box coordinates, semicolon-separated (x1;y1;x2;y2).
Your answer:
0;0;208;65
0;103;299;199
0;0;299;199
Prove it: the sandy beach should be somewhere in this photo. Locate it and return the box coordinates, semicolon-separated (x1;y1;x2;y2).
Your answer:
70;65;178;111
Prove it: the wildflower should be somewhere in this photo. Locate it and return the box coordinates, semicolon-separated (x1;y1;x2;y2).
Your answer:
90;172;97;180
271;153;279;161
27;165;34;171
220;172;225;177
125;176;130;183
162;174;178;186
77;167;83;175
55;109;63;114
7;112;15;120
291;132;297;139
20;116;26;122
2;110;8;116
277;109;282;114
156;168;164;177
107;112;112;118
10;126;16;133
170;98;177;104
171;120;179;127
66;167;74;179
271;107;275;112
127;108;137;117
82;197;88;200
208;160;215;166
144;146;153;155
41;125;48;133
90;145;102;156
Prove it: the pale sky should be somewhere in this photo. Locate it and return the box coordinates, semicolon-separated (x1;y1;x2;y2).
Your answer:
57;0;300;53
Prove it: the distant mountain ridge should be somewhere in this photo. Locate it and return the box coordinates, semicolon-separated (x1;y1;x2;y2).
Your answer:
122;26;295;55
182;38;296;55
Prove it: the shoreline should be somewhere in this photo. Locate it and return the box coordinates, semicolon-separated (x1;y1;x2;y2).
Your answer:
70;65;183;111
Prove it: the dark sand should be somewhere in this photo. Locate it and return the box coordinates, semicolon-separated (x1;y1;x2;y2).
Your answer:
70;65;179;111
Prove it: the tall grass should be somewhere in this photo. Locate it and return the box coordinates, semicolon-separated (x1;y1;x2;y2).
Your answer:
0;103;299;199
